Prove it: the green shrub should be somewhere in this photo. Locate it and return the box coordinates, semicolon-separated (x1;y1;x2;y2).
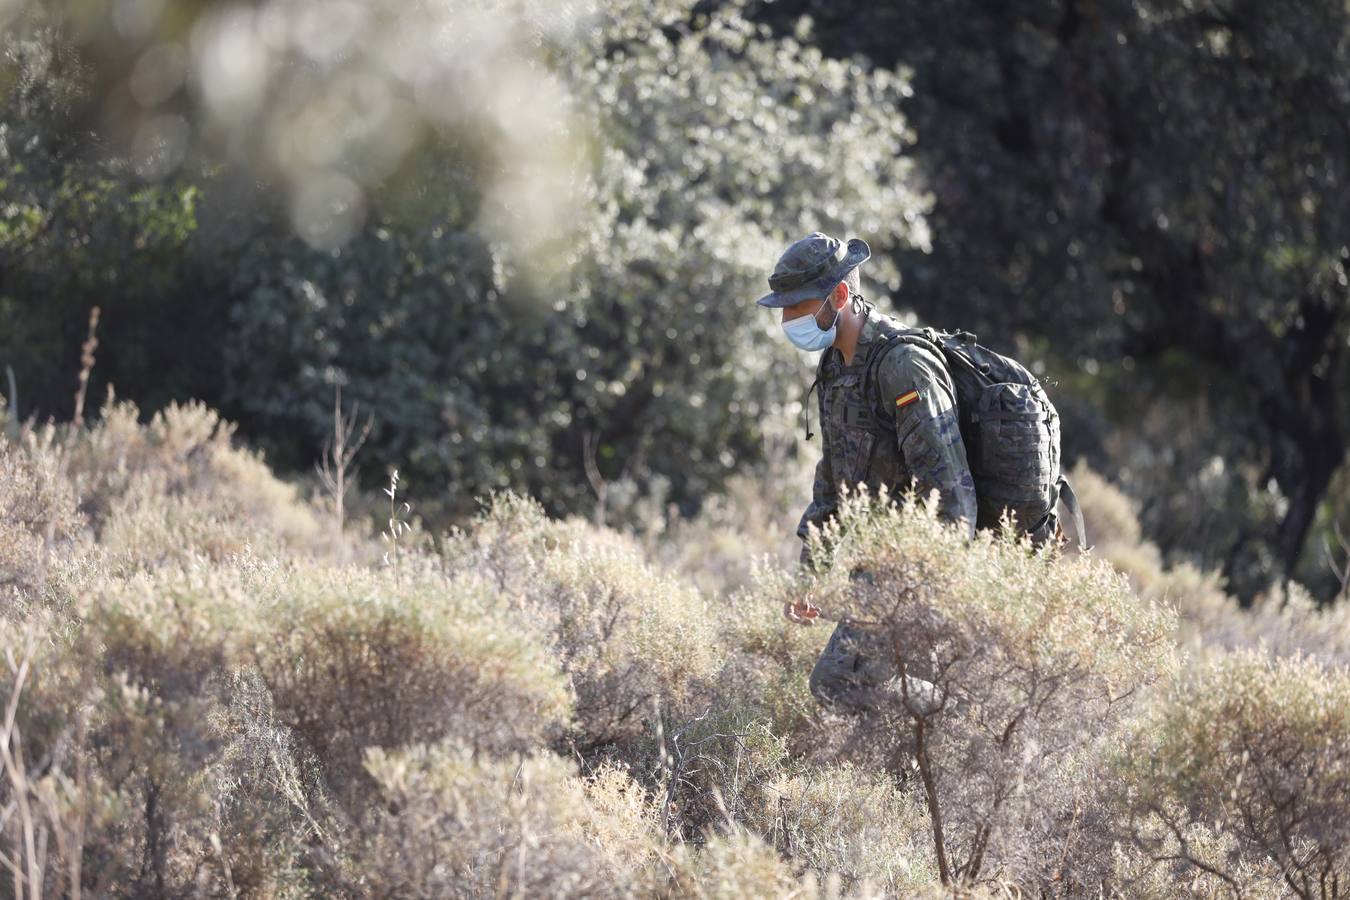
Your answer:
1117;650;1350;897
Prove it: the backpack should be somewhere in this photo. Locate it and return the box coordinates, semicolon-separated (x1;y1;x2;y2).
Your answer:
859;324;1087;549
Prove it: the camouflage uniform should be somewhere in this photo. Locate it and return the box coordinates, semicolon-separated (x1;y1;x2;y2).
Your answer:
797;305;977;553
756;232;977;714
798;304;977;711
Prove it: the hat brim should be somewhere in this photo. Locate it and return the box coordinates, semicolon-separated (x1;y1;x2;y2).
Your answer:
756;237;871;308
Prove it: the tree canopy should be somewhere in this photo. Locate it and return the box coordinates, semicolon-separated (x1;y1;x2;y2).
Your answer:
2;0;1347;598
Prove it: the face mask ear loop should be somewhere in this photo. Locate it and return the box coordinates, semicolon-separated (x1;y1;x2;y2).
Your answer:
802;375;820;441
823;296;843;331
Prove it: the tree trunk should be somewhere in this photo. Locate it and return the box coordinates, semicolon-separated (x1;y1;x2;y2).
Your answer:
1264;380;1347;586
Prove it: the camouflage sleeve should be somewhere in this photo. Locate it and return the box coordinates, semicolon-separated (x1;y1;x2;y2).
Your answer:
876;345;977;538
796;397;838;567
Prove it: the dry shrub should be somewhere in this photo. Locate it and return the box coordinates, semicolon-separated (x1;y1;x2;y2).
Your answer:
0;612;97;897
1181;582;1350;666
243;560;573;799
1143;562;1233;647
1117;650;1350;898
804;490;1178;891
0;569;313;897
648;455;811;597
718;564;833;742
81;567;322;897
1110;819;1288;900
444;493;723;755
647;714;791;843
657;828;809;899
0;431;88;614
353;741;913;900
354;742;658;898
1067;461;1145;552
1067;463;1350;664
1069;460;1173;596
66;397;325;569
747;762;936;895
16;394;1347;897
203;669;323;898
3;556;573;896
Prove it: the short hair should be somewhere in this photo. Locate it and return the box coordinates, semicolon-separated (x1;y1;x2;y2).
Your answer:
843;268;861;295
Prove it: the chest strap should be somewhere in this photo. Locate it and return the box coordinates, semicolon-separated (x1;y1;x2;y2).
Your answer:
802;375;821;441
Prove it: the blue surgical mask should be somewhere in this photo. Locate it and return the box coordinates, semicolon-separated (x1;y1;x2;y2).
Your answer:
782;299;840;352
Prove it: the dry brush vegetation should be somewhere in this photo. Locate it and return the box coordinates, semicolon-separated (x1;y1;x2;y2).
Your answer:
0;395;1348;898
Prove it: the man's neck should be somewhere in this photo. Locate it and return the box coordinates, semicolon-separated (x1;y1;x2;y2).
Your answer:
835;301;869;365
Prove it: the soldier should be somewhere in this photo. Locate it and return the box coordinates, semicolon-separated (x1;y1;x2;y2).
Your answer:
758;231;976;717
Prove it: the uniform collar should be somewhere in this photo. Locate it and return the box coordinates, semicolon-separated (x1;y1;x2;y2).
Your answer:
821;304;895;370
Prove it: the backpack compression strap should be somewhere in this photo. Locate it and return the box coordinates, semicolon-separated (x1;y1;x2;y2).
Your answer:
1056;474;1090;552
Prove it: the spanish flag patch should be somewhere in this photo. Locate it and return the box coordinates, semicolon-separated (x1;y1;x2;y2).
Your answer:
895;389;920;409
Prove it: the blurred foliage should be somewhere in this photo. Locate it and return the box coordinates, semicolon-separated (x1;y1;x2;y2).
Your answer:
0;0;927;526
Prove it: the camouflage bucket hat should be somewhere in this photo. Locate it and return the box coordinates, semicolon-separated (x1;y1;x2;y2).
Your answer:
756;232;871;308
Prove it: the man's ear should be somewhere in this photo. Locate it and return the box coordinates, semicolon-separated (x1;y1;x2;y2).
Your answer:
832;281;849;308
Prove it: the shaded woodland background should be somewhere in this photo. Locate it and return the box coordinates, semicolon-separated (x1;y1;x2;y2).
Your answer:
2;0;1347;601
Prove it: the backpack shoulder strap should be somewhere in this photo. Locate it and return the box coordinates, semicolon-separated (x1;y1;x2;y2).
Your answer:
859;325;949;432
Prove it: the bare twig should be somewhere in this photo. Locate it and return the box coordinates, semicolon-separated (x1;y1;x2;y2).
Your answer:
582;429;642;530
315;383;373;551
1142;804;1244;900
0;630;42;898
35;307;102;601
